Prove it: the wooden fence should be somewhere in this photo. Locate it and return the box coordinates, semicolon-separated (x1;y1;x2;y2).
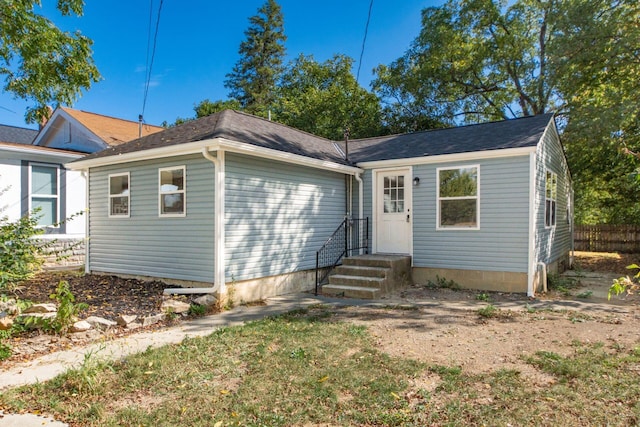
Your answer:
574;225;640;253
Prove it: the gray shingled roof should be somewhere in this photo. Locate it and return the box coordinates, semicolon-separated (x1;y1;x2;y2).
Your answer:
77;109;347;164
348;113;554;163
73;110;554;166
0;124;37;145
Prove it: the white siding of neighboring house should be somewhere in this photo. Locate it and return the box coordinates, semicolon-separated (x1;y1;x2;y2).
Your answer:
37;115;106;153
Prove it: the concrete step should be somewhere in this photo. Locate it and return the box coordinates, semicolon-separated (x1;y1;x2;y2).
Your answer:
343;254;410;268
321;284;382;299
333;265;388;278
328;274;385;288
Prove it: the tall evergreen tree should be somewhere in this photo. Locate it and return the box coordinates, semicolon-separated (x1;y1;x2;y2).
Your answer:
224;0;286;117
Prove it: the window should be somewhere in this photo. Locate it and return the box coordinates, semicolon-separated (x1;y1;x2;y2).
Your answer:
109;173;130;217
383;175;405;213
159;166;186;216
545;170;557;227
30;164;59;227
437;166;479;229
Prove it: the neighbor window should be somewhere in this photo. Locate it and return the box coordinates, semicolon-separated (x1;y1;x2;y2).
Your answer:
437;165;479;229
109;173;130;217
159;166;185;216
30;164;59;227
545;170;557;227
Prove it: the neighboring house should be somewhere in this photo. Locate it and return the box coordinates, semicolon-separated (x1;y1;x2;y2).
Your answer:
67;110;572;300
0;108;163;267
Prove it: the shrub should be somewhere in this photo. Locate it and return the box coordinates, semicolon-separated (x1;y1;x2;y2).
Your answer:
0;213;46;291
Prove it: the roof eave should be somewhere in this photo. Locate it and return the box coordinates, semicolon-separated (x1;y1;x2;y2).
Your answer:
66;137;363;175
355;146;537;168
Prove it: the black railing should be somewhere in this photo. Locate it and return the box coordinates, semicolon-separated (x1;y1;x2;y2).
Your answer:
315;217;369;294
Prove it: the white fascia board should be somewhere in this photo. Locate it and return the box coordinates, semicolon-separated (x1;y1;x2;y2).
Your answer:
67;136;363;175
0;145;83;161
66;139;221;169
356;146;536;169
216;138;363;175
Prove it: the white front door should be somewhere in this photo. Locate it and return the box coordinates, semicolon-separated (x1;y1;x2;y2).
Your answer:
375;168;412;254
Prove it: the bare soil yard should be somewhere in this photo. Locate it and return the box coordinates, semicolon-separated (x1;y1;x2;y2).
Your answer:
4;251;640;377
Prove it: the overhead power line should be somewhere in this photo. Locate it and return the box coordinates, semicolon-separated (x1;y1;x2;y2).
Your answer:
141;0;164;120
356;0;374;84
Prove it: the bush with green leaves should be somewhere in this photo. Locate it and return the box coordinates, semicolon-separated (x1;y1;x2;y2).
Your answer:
609;264;640;300
0;213;46;291
50;280;88;335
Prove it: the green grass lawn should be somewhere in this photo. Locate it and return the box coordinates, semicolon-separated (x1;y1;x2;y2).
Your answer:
2;306;640;426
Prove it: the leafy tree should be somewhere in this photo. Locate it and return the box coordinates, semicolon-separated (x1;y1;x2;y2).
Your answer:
275;54;384;140
373;0;640;224
553;0;640;224
372;0;562;129
224;0;286;117
0;0;100;124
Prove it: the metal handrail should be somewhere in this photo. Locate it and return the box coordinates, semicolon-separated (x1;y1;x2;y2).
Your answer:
315;217;369;294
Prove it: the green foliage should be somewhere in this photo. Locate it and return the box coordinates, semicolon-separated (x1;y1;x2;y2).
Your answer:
477;304;498;318
187;303;206;317
547;272;580;296
426;275;460;289
49;280;88;335
0;212;45;291
373;0;640;224
609;263;640;300
475;292;490;302
0;0;101;124
224;0;286;116
275;54;384;140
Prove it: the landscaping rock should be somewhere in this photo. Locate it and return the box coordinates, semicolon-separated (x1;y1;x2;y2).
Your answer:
116;314;138;327
0;299;20;315
142;313;165;327
85;316;117;331
126;322;143;330
161;299;191;314
0;317;13;331
194;294;217;308
70;320;92;333
24;303;57;314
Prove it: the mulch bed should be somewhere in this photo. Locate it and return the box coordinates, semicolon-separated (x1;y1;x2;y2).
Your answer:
12;271;175;321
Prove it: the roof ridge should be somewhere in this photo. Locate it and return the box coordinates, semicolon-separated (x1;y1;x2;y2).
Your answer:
229;109;335;143
60;107;164;129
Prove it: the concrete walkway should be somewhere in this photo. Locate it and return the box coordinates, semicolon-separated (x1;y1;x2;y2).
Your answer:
0;291;635;426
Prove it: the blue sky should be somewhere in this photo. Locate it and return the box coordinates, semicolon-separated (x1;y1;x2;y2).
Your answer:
0;1;442;129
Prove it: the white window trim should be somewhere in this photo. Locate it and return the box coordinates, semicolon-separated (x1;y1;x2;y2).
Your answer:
158;165;186;218
28;162;60;229
108;172;130;218
545;169;558;228
436;164;480;231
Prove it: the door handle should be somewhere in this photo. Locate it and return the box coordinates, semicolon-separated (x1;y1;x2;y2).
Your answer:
406;214;410;222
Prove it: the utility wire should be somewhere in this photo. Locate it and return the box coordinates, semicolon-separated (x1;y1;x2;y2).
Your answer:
141;0;164;119
356;0;374;84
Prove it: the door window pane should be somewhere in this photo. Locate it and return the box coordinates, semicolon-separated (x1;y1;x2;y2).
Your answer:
383;174;404;213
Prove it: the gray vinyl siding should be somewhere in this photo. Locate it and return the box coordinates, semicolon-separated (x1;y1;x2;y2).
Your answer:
88;154;215;282
225;153;347;282
411;156;531;272
534;123;571;264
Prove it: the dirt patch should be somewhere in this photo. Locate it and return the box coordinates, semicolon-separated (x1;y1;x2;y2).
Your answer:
3;251;640;380
573;251;639;273
329;303;640;382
